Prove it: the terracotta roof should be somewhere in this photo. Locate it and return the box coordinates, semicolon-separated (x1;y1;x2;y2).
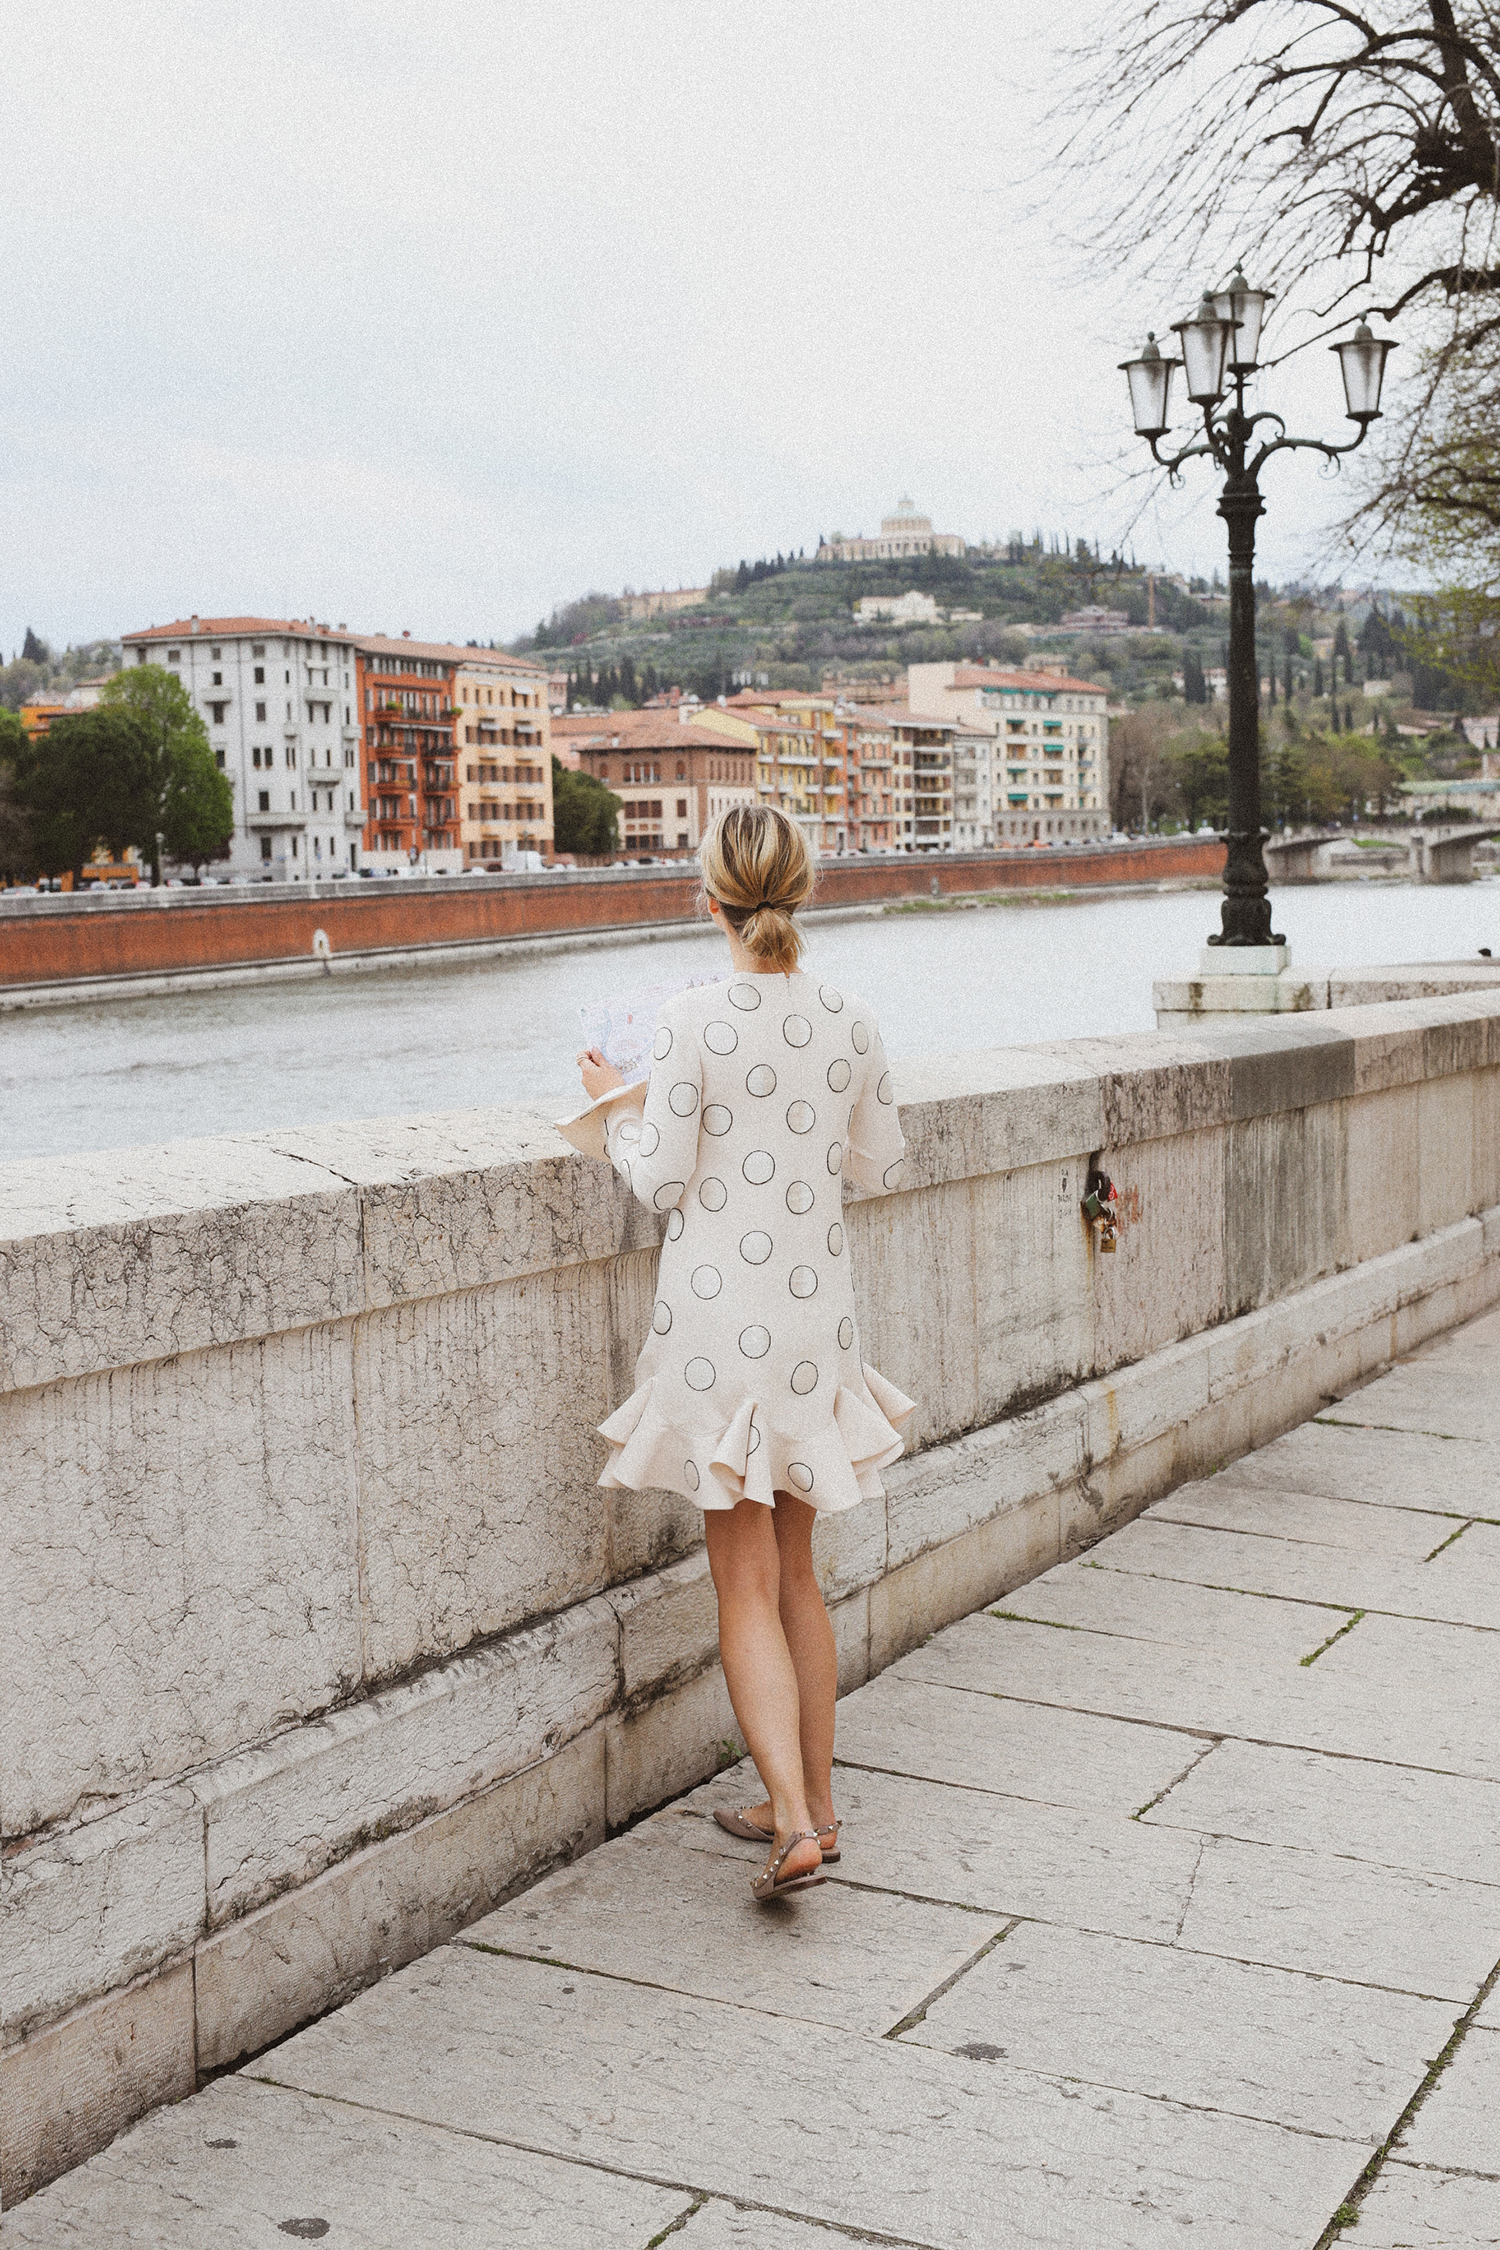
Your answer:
950;667;1106;696
571;720;754;754
358;633;543;674
121;616;355;644
855;703;955;731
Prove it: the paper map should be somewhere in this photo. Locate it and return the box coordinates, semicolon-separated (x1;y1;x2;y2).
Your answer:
579;971;725;1086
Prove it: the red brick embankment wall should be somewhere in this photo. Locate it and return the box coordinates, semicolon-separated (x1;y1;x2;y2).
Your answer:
0;840;1226;989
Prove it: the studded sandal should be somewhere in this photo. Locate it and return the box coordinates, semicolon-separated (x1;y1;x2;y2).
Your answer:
751;1830;826;1902
714;1808;841;1863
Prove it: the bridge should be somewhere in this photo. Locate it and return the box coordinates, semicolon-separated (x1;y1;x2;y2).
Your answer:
1264;823;1500;883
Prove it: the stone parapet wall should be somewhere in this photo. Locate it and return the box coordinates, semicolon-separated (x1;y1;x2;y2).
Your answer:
4;988;1500;2202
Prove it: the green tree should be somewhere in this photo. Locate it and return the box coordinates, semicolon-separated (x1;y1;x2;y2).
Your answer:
98;665;233;877
0;707;36;880
1170;733;1229;829
1181;648;1206;705
14;707;154;882
551;755;619;856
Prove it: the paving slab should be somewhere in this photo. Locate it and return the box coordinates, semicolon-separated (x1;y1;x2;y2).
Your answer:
1223;1419;1500;1516
998;1559;1345;1660
1091;1513;1500;1632
1356;2160;1500;2247
1394;2024;1500;2175
1410;1300;1500;1372
828;1666;1202;1814
655;1761;1205;1941
1143;1737;1500;1888
1179;1835;1499;2000
1154;1479;1473;1556
677;2203;880;2250
0;2073;690;2247
1325;1364;1499;1443
463;1828;1002;2037
898;1611;1500;1784
902;1919;1452;2140
259;1943;1366;2250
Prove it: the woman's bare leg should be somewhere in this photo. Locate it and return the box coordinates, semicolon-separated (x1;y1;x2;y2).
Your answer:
725;1492;839;1842
703;1498;821;1882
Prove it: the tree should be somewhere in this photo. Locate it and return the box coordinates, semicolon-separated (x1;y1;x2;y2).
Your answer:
0;708;36;880
98;665;233;877
13;707;155;882
1171;733;1230;829
551;755;619;856
1182;647;1206;704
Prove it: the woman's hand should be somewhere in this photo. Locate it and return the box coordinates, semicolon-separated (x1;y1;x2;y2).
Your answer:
578;1046;626;1100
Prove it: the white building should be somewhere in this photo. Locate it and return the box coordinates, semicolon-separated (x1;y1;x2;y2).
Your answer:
906;661;1110;843
817;498;965;564
120;615;364;879
856;590;941;625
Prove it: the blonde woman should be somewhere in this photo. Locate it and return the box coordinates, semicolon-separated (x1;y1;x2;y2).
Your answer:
578;805;912;1901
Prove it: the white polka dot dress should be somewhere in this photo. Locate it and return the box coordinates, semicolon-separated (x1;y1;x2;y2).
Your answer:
597;970;914;1513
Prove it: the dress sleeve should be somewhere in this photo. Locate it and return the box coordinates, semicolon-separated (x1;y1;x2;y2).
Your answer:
844;1022;906;1195
602;1013;703;1214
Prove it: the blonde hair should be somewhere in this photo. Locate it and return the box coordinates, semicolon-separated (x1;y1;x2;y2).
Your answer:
700;804;815;973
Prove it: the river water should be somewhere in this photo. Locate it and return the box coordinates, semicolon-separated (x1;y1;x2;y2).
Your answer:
4;881;1497;1164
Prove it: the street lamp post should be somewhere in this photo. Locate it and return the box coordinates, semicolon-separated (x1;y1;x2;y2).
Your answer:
1120;275;1396;961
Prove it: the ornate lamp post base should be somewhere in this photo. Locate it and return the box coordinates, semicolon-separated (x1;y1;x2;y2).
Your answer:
1199;941;1289;975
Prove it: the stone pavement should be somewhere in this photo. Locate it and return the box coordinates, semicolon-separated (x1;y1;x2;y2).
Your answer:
8;1309;1500;2249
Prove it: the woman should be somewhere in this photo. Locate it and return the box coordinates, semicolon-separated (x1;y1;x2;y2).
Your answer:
578;804;912;1901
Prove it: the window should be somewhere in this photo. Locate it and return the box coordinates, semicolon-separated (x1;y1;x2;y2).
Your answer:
286;746;296;768
254;667;265;685
215;750;225;770
210;646;221;660
211;671;222;686
209;702;227;724
258;790;270;812
260;835;273;862
252;644;265;658
135;648;147;665
255;701;267;721
677;798;687;817
167;649;180;663
290;792;297;811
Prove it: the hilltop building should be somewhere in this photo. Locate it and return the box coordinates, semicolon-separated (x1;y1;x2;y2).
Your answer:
855;591;941;625
907;661;1109;845
620;587;707;620
816;498;965;564
120;617;364;880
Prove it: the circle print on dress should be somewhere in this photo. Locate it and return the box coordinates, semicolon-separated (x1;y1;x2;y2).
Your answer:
786;1099;815;1135
666;1208;685;1240
653;1180;686;1211
790;1360;819;1395
877;1072;893;1105
702;1104;733;1136
783;1014;812;1049
740;1230;773;1266
819;985;844;1013
789;1265;817;1299
653;1024;673;1061
851;1020;870;1055
691;1264;723;1298
699;1176;727;1211
639;1121;660;1157
827;1222;844;1257
838;1316;854;1350
703;1020;738;1056
826;1141;842;1175
652;1300;672;1334
826;1057;851;1094
787;1462;815;1493
739;1325;771;1359
785;1179;814;1214
883;1159;905;1188
728;981;762;1011
685;1357;716;1391
617;1116;641;1146
747;1419;762;1453
684;1459;700;1492
745;1063;777;1098
668;1082;699;1118
743;1149;775;1185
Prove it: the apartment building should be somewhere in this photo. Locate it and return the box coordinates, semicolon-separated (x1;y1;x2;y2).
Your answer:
454;651;553;868
554;710;754;856
836;707;896;851
698;692;851;853
907;662;1109;843
355;636;461;870
858;705;955;850
120;616;363;878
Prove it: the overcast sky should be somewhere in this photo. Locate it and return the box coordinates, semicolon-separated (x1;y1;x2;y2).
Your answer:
5;0;1386;658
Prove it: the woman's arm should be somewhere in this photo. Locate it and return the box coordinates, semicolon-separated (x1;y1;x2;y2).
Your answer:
604;1015;704;1212
843;1021;905;1195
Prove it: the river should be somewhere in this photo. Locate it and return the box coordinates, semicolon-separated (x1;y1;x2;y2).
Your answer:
4;881;1497;1164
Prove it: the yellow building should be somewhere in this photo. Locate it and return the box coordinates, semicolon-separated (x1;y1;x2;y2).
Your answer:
696;692;849;853
455;654;554;866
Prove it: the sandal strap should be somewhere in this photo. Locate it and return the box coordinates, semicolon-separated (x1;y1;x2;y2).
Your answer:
767;1829;820;1876
816;1820;841;1838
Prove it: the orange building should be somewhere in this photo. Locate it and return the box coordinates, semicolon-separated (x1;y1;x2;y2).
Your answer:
555;710;755;856
354;635;463;869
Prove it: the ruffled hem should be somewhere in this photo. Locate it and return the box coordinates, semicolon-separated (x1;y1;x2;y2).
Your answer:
597;1362;915;1514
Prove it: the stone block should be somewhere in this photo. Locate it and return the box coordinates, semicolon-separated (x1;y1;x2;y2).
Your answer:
1346;1085;1421;1262
3;1788;204;2047
893;1045;1105;1187
194;1724;606;2072
1355;2161;1500;2250
1092;1126;1226;1376
812;1487;887;1603
609;1550;718;1703
3;1324;362;1838
197;1596;617;1925
1097;1039;1231;1146
0;1960;195;2207
1083;1332;1209;1466
831;1588;870;1693
1225;1101;1349;1314
0;1138;363;1391
1219;1017;1357;1121
1416;1072;1479;1235
868;1488;1059;1671
353;1268;615;1677
605;1660;740;1829
884;1387;1087;1570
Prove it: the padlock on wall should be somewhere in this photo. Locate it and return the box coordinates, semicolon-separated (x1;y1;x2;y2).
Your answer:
1082;1167;1119;1250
